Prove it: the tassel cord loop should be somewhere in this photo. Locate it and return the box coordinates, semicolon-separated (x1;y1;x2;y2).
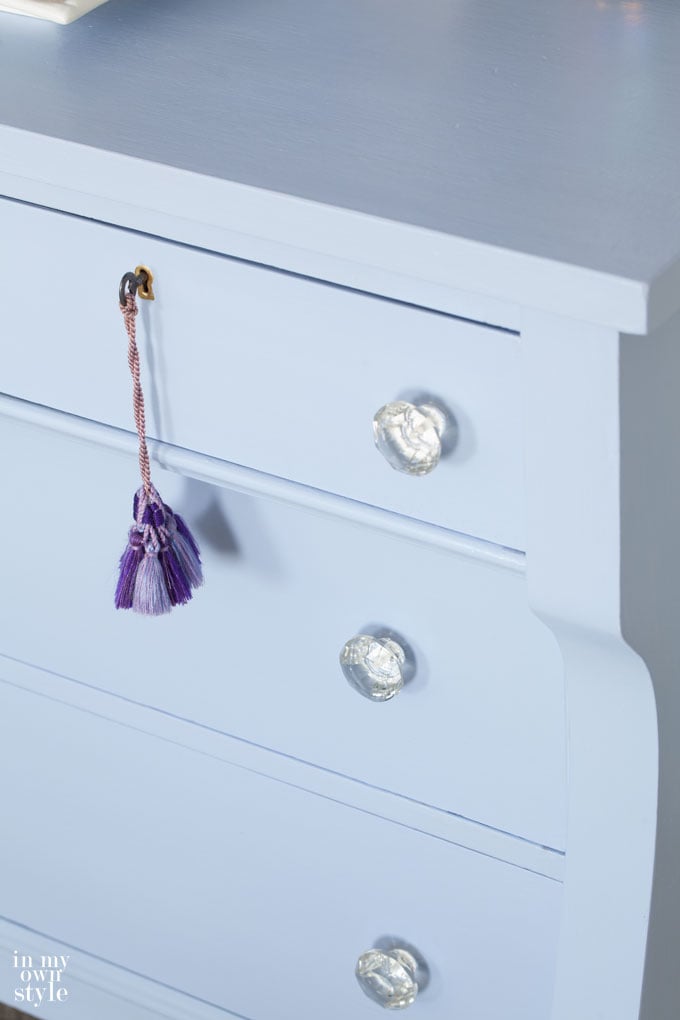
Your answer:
115;272;203;614
120;291;153;498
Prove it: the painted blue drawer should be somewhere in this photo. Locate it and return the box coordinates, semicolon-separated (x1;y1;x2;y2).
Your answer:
0;679;562;1020
0;198;525;550
0;412;565;849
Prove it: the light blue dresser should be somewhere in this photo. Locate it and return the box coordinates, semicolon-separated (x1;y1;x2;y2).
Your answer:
1;2;679;1018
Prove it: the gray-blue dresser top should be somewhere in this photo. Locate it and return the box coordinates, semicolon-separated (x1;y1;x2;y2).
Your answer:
1;0;679;332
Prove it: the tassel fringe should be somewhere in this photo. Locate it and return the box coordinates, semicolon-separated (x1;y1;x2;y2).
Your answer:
115;485;203;615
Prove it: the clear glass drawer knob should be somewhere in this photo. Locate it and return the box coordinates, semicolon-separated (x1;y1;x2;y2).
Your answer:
373;401;448;476
339;635;406;701
356;946;427;1010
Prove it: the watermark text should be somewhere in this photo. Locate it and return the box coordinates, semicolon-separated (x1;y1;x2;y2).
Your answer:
12;950;70;1008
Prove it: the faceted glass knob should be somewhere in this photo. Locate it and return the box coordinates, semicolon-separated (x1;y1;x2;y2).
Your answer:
373;401;448;476
339;635;406;701
356;948;421;1009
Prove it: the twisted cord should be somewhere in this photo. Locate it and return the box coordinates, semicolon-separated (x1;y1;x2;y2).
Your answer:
120;291;153;497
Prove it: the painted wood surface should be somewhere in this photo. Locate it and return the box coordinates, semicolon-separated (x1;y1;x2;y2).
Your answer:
0;151;528;335
619;310;680;1020
0;198;526;551
521;311;676;1019
0;132;651;336
0;5;677;1012
0;392;526;574
0;651;565;879
0;0;679;332
0;915;239;1020
0;680;562;1020
0;411;565;850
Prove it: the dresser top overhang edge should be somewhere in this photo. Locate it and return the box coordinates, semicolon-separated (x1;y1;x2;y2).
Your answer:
1;0;678;337
0;124;653;336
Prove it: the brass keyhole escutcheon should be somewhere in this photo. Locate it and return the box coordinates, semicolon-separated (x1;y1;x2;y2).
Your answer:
135;265;155;300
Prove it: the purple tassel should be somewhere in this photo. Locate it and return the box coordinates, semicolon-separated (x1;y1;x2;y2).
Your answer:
173;510;201;559
170;529;203;588
175;514;199;554
117;287;203;616
132;552;172;616
161;545;193;606
115;529;144;609
115;486;202;615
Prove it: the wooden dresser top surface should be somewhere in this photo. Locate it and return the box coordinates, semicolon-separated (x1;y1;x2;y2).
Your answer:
1;0;679;331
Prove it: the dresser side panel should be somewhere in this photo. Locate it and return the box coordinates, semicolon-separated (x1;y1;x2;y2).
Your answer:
522;310;658;1020
620;310;680;1020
